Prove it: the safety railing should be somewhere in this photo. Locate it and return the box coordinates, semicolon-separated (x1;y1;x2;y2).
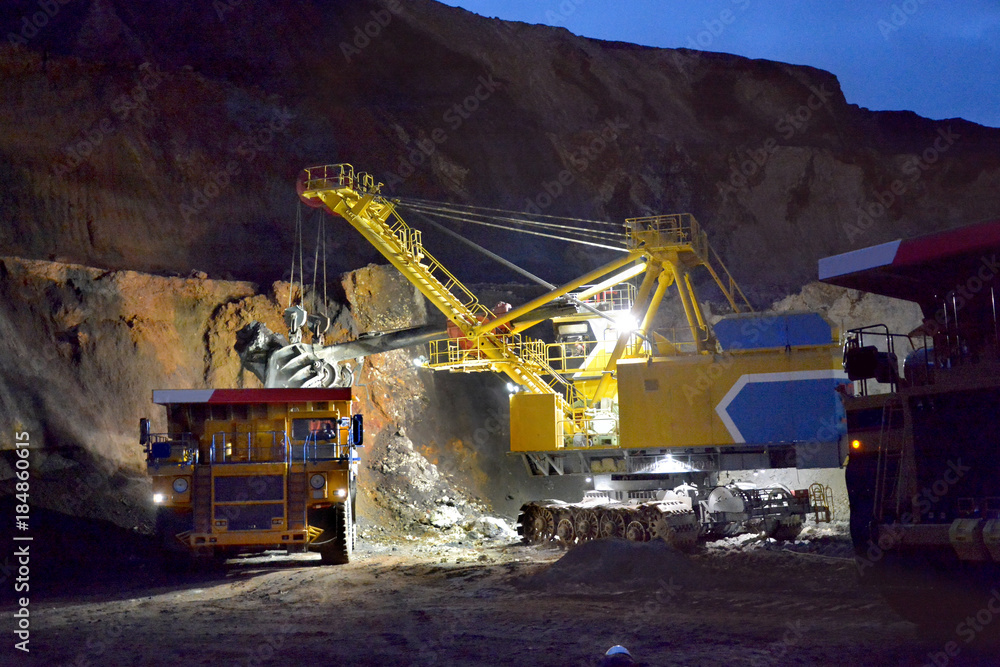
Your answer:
625;213;705;256
545;326;704;371
428;332;557;375
559;408;620;448
297;431;350;462
577;283;636;312
210;431;289;464
301;164;379;195
145;433;198;464
644;326;708;356
624;213;751;314
844;325;922;396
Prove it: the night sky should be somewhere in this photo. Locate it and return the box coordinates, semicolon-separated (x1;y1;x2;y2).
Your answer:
439;0;1000;128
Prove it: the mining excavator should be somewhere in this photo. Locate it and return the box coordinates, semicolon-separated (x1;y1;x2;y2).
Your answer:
283;164;845;548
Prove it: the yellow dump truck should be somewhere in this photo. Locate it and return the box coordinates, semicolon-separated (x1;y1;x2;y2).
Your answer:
141;387;362;565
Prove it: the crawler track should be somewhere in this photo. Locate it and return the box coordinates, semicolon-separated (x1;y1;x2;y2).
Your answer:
516;499;699;549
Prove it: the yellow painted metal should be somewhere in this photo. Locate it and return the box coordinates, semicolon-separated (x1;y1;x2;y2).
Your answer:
624;213;752;314
473;255;636;335
574;262;648;301
185;530;313;548
510;392;564;451
669;261;708;353
591;264;663;402
153;392;359;553
300;165;575;406
299;165;828;457
639;269;673;338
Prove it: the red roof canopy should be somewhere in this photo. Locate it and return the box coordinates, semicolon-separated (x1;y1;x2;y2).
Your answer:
819;219;1000;302
153;388;353;405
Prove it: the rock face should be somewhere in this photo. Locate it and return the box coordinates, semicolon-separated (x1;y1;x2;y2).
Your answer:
1;0;999;298
0;257;259;525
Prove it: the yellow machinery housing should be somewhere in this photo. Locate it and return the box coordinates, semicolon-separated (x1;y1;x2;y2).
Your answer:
298;164;847;481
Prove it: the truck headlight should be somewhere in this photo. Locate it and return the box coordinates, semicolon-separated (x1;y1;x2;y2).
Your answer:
153;493;165;504
309;474;326;490
172;477;190;493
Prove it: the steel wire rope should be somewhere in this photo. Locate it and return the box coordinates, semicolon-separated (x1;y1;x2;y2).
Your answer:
396;195;620;227
401;207;646;386
311;216;321;314
398;198;622;237
400;200;623;241
404;205;648;342
397;205;627;252
287;202;305;309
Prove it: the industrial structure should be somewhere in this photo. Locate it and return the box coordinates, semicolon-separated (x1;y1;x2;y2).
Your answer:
290;163;847;546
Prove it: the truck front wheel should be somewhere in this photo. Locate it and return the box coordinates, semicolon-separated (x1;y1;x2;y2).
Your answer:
313;502;353;565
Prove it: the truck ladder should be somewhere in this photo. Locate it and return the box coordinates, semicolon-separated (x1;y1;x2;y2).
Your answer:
192;465;213;534
287;470;307;531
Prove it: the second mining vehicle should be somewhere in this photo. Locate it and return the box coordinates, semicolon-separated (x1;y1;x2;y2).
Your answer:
290;164;845;547
820;219;1000;623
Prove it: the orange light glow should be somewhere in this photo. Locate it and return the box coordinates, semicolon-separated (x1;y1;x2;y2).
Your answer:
851;439;862;450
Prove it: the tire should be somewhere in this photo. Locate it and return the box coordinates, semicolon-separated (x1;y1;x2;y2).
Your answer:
317;502;353;565
156;507;194;572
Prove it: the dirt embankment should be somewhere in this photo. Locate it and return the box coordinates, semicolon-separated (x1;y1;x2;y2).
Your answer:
2;0;1000;293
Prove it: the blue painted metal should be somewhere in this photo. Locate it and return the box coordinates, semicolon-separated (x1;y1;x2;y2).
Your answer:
714;312;832;351
726;378;847;444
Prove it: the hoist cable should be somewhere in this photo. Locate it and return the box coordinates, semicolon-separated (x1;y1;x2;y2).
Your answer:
396;195;620;227
401;200;622;241
397;205;627;253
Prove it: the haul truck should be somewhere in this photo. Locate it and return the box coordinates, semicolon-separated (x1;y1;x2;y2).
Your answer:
291;164;845;547
820;219;1000;620
142;387;363;565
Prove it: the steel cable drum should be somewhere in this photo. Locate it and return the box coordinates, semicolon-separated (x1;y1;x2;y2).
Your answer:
705;486;745;514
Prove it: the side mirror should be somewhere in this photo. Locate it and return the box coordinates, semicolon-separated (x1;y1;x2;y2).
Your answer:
350;413;364;447
139;418;151;446
151;441;172;459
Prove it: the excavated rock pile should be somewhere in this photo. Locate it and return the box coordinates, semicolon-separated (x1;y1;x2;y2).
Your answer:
362;427;515;541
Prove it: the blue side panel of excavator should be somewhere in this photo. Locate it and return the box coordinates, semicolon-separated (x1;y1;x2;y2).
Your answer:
714;312;833;351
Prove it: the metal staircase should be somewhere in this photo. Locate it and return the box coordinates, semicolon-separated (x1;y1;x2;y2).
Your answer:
192;465;213;534
299;164;572;407
287;471;307;531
